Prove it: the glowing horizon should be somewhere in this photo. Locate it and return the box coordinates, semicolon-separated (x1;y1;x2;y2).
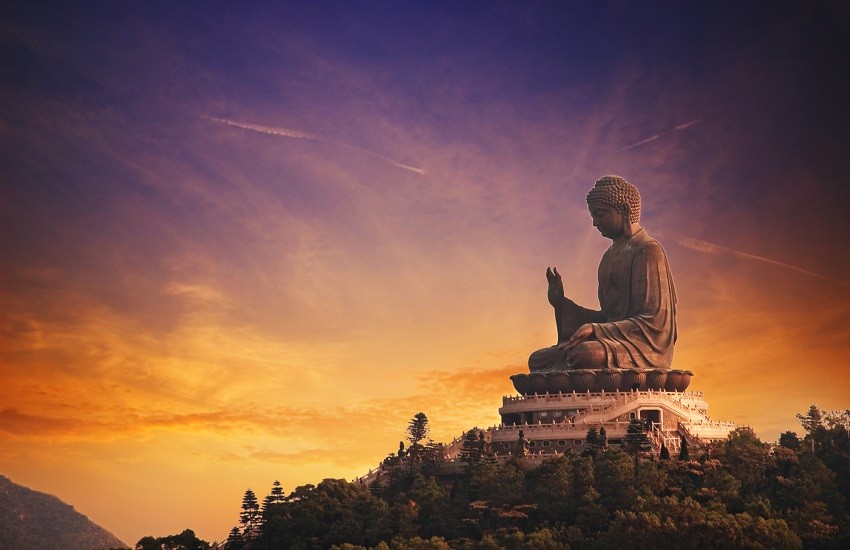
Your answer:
2;2;849;545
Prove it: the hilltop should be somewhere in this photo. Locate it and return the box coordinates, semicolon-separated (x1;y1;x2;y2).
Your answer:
0;474;128;550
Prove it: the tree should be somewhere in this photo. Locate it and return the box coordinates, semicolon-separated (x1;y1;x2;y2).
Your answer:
599;426;608;449
585;427;599;448
239;489;261;538
262;480;285;512
281;479;392;547
779;431;801;450
659;442;670;460
157;529;210;550
594;449;639;513
407;413;429;448
526;455;574;525
824;409;850;431
678;434;690;461
797;404;824;434
225;527;244;550
624;418;651;471
797;403;825;453
136;530;210;550
406;474;454;538
458;429;483;466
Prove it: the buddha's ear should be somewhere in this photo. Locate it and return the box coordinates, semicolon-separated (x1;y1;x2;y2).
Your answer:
622;203;633;237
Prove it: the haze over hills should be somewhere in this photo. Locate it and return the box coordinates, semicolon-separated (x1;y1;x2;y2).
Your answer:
0;474;128;550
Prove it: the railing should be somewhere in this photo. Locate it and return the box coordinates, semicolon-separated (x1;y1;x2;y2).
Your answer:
679;421;737;441
648;422;681;453
503;388;705;404
489;420;632;442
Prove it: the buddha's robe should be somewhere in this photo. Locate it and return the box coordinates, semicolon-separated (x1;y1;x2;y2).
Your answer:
529;229;677;371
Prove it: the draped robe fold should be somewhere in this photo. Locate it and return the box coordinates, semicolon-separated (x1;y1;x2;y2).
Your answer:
528;229;677;371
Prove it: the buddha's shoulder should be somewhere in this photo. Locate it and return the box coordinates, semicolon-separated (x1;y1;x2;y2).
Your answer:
630;231;667;258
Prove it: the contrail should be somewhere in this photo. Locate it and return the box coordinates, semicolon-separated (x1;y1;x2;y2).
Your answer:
620;119;701;151
205;116;425;175
621;134;661;150
675;235;850;288
207;116;315;139
673;119;701;131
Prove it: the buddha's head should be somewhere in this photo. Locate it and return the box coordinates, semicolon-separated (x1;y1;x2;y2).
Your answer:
586;175;641;238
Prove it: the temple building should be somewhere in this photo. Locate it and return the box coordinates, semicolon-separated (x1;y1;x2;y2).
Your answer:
422;369;738;463
485;369;736;456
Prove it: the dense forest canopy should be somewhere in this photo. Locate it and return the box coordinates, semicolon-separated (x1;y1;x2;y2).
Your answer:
139;405;849;549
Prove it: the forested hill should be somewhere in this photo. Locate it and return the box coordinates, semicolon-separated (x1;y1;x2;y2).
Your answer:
0;474;128;550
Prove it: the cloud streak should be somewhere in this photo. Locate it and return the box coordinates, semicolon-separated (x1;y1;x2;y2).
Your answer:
675;235;850;288
205;116;426;175
620;118;701;151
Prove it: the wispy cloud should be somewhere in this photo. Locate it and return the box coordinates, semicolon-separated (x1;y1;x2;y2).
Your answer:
673;119;701;131
675;235;850;288
620;118;701;151
205;116;426;175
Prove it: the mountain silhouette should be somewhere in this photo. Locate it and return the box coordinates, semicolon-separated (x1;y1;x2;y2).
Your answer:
0;474;128;550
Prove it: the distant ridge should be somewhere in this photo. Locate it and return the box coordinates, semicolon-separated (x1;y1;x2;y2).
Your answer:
0;474;128;550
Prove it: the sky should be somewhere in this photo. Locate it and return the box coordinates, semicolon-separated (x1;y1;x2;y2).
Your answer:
2;0;849;545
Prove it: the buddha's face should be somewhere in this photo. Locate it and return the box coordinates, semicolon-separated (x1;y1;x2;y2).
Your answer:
588;202;624;239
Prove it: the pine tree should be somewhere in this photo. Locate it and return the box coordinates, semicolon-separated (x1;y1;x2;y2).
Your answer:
368;476;383;498
262;480;285;511
797;404;824;434
678;434;690;461
458;429;483;466
407;412;430;460
239;489;261;539
660;442;670;460
797;403;825;453
225;526;244;550
585;426;604;456
585;427;599;448
624;418;651;471
599;426;608;449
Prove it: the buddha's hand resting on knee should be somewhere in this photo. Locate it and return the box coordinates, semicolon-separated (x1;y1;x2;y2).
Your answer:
559;323;593;350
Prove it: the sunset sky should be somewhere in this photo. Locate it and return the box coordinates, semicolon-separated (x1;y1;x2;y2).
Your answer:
2;1;849;545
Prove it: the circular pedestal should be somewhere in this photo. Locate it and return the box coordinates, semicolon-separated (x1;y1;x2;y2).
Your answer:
547;371;572;393
510;368;690;395
596;369;622;392
620;369;647;391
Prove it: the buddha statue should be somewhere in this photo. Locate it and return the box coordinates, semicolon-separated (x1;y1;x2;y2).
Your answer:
528;175;677;373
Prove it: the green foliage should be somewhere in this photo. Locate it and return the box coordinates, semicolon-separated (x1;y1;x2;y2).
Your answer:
239;489;261;538
262;480;285;510
135;529;210;550
779;431;801;450
224;526;244;549
250;479;392;549
585;427;599;448
624;418;651;470
678;434;690;461
407;413;430;450
525;455;573;525
228;408;850;549
458;429;484;467
797;404;824;434
152;529;210;550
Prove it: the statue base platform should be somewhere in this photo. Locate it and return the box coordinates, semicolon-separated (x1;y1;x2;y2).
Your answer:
510;368;693;395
